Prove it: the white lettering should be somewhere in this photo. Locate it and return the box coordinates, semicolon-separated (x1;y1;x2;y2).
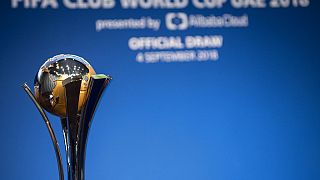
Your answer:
192;0;227;9
185;35;223;48
129;36;184;50
120;0;188;9
231;0;266;8
63;0;115;9
11;0;58;8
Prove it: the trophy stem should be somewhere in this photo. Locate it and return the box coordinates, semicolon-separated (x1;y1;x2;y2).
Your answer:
63;79;82;180
22;83;65;180
60;118;71;180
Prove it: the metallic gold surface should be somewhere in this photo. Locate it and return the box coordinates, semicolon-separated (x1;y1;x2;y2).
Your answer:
34;54;96;117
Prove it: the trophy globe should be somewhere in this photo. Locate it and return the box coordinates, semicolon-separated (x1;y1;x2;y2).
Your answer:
34;54;96;117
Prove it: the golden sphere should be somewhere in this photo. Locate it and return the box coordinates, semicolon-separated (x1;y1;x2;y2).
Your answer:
34;54;96;117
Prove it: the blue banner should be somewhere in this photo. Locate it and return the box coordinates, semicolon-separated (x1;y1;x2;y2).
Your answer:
0;0;319;180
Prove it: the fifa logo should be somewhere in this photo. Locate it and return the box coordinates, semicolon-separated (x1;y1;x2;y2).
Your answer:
166;12;188;30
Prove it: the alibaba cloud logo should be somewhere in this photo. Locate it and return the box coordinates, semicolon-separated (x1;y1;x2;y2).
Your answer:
166;12;188;30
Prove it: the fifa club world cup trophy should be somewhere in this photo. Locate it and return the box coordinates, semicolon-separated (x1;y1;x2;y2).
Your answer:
23;54;112;180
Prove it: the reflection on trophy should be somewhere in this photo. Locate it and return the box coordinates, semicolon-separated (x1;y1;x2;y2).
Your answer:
23;54;111;180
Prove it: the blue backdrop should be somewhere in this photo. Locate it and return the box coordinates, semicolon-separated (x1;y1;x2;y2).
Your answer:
0;1;319;180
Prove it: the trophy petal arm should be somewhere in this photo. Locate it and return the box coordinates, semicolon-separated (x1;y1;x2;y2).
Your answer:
22;83;65;180
77;74;112;180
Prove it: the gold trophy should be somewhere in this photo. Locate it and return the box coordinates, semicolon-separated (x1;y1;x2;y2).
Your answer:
23;54;111;180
